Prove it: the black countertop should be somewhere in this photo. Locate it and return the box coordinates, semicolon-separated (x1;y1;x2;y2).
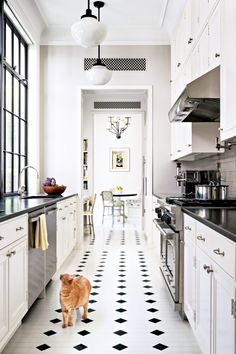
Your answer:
183;207;236;243
0;194;77;222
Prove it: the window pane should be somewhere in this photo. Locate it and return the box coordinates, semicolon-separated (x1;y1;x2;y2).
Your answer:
20;121;26;155
5;24;12;65
5;112;12;152
14;155;19;192
5;153;12;193
14;78;19;115
20;85;25;118
13;34;19;73
5;71;12;111
20;156;26;172
14;117;19;153
20;43;25;77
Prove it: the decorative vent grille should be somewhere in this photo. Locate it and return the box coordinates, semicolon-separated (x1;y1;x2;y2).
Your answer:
84;58;146;71
94;101;141;109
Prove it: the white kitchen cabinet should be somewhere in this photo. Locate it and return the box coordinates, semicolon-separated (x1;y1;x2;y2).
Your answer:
184;214;236;354
208;1;221;70
0;214;28;353
57;196;78;269
220;0;236;141
171;122;221;161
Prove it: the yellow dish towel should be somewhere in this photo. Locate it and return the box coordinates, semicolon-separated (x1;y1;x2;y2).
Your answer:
35;214;49;250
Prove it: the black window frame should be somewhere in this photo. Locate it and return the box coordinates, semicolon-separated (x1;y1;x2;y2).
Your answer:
0;1;28;196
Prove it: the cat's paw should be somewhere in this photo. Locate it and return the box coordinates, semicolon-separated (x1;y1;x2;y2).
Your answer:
82;314;88;320
68;322;73;326
62;324;67;328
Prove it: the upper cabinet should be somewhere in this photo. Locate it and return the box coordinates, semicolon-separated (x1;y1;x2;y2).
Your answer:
220;0;236;141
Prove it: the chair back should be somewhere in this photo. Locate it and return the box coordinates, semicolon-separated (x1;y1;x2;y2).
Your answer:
101;191;114;205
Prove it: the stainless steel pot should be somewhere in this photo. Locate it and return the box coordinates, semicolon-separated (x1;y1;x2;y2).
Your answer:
195;184;229;200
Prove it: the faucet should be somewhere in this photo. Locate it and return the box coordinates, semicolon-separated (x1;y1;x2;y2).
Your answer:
18;165;39;197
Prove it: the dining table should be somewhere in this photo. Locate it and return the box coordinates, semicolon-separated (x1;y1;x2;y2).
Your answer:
112;193;138;221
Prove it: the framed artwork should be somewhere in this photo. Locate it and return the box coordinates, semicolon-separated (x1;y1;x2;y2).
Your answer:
110;148;130;171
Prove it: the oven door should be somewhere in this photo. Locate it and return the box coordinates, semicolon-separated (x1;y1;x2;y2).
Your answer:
153;219;179;302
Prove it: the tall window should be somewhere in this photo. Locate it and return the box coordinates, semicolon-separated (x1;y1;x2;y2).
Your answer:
2;14;28;195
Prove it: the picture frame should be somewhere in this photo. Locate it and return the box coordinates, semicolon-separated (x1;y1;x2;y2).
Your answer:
110;148;130;172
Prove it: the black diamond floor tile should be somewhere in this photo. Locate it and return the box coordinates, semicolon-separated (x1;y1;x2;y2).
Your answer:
114;330;127;336
89;299;97;303
119;269;126;272
78;330;90;336
118;280;126;283
142;274;149;277
116;308;127;313
115;318;127;323
93;280;102;283
143;285;152;288
146;299;156;303
81;261;87;264
151;330;164;336
153;343;168;351
90;292;99;296
55;308;62;313
95;274;103;277
117;292;126;296
36;344;51;351
116;299;127;304
145;292;154;295
43;330;56;336
96;269;104;272
147;308;158;313
141;269;148;272
74;344;88;351
50;318;61;324
92;285;100;289
88;308;95;313
113;344;128;351
81;318;93;324
117;285;126;289
143;279;151;282
118;274;126;277
149;318;161;323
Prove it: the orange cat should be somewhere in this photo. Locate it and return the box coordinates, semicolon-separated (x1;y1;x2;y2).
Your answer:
59;274;92;328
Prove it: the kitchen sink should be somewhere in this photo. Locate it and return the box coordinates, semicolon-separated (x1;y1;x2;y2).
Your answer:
22;194;62;199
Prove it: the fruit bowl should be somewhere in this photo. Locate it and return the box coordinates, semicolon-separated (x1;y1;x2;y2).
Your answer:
43;185;66;195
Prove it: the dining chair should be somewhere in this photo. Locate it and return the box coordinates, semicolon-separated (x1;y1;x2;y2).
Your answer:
100;191;125;225
83;194;96;235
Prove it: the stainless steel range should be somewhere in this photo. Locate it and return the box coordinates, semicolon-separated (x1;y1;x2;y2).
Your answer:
153;195;236;318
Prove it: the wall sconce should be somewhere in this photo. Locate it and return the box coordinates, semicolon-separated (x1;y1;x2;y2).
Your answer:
107;116;131;139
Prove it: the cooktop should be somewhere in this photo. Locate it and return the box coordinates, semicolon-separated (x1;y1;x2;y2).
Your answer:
165;196;236;207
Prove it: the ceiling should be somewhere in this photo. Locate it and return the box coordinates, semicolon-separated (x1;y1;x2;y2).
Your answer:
34;0;187;45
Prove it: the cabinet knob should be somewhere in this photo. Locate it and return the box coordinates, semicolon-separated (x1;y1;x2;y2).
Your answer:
188;37;193;44
16;226;24;231
203;264;213;273
213;248;225;256
215;53;220;58
177;149;181;153
0;236;4;240
177;62;181;68
62;217;66;220
197;235;205;242
184;226;191;231
187;144;192;147
6;252;12;257
11;250;16;256
218;127;223;131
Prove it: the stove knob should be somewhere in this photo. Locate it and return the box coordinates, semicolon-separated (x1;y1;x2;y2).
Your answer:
155;207;162;218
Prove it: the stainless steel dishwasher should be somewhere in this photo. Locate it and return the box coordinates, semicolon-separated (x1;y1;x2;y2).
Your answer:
28;204;57;309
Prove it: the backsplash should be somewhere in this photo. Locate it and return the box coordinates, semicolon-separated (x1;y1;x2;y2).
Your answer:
183;145;236;198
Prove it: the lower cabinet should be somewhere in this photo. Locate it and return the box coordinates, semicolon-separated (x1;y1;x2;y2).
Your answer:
0;236;28;352
184;214;236;354
57;196;78;269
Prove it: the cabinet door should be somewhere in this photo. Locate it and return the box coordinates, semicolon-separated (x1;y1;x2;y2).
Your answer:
220;0;236;140
209;1;221;70
184;239;196;329
8;238;28;329
199;0;210;29
212;264;236;354
199;25;209;76
57;214;67;269
195;247;211;354
0;250;8;343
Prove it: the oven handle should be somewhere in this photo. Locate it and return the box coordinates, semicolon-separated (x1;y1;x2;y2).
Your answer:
153;219;176;238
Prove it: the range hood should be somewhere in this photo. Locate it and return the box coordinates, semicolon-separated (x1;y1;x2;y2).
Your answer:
169;67;220;123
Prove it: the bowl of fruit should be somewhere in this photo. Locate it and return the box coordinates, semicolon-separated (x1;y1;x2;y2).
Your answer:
42;177;66;195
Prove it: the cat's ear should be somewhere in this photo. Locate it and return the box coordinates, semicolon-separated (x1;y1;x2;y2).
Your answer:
60;274;63;280
68;275;74;283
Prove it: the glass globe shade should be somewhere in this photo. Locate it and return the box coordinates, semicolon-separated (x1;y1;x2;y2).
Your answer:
86;64;112;85
71;17;106;48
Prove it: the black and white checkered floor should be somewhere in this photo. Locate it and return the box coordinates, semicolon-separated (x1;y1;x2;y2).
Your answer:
2;225;201;354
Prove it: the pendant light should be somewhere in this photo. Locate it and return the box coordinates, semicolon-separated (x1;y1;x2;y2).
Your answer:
87;45;112;85
71;0;106;48
86;2;112;85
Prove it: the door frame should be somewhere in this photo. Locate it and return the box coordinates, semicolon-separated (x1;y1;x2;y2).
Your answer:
77;85;153;246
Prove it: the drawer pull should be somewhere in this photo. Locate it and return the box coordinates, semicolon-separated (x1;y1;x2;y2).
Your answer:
0;236;4;240
203;264;213;273
185;226;191;231
6;252;12;257
16;226;24;231
213;248;225;256
197;235;205;242
62;217;66;220
11;250;16;256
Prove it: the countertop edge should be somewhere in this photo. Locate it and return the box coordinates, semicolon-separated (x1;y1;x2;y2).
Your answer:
0;194;78;222
182;207;236;243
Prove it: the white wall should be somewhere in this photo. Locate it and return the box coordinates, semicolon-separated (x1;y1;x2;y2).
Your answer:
40;45;178;196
